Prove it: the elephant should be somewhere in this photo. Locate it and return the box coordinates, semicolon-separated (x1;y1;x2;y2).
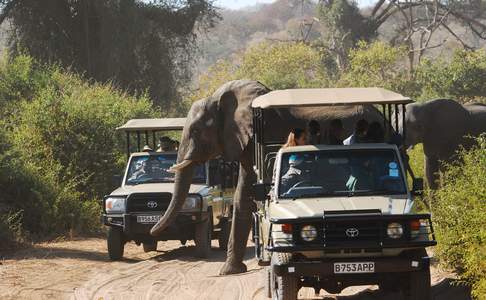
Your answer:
150;80;384;275
400;99;486;189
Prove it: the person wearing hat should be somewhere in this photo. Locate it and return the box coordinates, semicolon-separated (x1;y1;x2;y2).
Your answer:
142;145;153;152
280;153;310;194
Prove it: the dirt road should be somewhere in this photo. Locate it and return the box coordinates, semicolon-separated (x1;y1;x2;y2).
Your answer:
0;238;470;300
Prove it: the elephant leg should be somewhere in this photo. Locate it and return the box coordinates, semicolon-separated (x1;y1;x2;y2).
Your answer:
219;155;256;275
424;155;440;190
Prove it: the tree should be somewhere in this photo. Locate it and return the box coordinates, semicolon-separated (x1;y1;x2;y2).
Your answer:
190;41;334;100
0;0;218;109
317;0;486;72
318;0;376;70
238;41;332;89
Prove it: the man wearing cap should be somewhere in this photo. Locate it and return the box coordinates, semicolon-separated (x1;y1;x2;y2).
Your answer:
280;154;310;194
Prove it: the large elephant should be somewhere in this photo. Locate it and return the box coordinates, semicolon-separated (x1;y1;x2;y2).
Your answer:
150;80;384;275
401;99;486;189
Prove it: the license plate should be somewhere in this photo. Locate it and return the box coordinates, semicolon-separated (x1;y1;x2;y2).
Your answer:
137;215;161;224
333;262;375;274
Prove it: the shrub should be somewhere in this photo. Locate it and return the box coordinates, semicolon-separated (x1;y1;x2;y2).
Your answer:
432;135;486;299
239;42;331;90
0;55;155;243
416;49;486;103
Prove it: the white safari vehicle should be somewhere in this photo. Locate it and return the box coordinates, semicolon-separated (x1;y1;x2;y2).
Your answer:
251;89;436;300
102;118;236;260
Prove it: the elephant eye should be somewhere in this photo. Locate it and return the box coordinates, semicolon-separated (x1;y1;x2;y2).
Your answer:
191;127;200;135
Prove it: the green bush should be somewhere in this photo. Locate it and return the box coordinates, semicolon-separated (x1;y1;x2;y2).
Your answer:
432;135;486;299
239;42;332;90
0;55;155;244
416;50;486;103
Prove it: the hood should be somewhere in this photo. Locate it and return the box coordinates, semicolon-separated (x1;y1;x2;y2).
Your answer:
110;183;208;196
270;195;408;219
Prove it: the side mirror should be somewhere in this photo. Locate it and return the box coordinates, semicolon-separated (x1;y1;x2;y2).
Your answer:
206;159;220;187
112;175;123;188
412;178;424;196
253;183;271;202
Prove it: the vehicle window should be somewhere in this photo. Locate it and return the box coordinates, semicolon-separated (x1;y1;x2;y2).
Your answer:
126;154;206;185
278;149;406;198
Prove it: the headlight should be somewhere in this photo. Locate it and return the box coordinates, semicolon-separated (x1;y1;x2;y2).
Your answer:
182;196;200;210
300;225;318;242
105;197;126;213
387;222;403;239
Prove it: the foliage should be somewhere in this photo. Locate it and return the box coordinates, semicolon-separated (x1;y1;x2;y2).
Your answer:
12;70;154;199
188;58;239;102
432;135;486;299
0;55;154;246
339;41;417;95
318;0;375;69
238;42;332;90
416;49;486;103
191;42;333;100
2;0;218;109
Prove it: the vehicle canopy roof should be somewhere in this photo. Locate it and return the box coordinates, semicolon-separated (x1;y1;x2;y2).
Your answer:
251;88;412;109
117;118;186;132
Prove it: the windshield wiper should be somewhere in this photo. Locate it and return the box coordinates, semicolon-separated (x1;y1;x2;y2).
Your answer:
346;190;403;196
285;192;337;199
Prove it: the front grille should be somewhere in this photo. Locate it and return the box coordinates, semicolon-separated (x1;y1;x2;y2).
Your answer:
324;220;381;247
126;193;172;212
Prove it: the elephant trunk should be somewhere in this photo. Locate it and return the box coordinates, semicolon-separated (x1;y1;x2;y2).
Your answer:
150;162;194;236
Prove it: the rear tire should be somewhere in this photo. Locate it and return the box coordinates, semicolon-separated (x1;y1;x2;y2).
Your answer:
217;219;231;251
270;253;298;300
142;241;157;252
194;215;211;258
107;227;124;260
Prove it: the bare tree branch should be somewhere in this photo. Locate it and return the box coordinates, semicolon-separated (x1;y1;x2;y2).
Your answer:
442;22;475;50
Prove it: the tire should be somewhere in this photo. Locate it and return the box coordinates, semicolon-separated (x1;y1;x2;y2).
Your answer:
194;215;212;258
403;249;431;300
270;253;299;300
217;219;231;251
405;266;431;300
264;267;272;298
142;241;157;252
107;226;124;260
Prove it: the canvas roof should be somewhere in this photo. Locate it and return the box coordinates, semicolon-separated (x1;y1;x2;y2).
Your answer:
251;88;412;109
117;118;186;131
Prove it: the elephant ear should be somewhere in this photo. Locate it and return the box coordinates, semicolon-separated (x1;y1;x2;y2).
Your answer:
214;80;270;161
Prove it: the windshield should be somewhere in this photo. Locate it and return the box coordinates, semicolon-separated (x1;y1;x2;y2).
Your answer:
125;154;206;185
278;149;406;198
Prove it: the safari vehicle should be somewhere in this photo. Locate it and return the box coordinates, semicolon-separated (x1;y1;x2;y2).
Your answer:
251;88;436;300
102;118;237;260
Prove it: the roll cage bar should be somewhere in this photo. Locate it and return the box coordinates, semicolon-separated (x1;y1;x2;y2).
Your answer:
116;118;186;160
251;88;414;183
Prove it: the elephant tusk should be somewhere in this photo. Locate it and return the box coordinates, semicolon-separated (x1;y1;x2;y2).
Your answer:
169;160;192;173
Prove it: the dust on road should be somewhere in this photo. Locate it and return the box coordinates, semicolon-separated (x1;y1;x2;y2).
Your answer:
0;238;470;300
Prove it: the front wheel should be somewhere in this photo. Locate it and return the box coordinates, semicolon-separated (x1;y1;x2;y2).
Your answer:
194;215;212;258
270;253;299;300
404;265;431;300
107;227;125;260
